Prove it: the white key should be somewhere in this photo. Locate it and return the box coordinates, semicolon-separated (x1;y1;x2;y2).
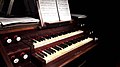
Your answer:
33;30;83;48
44;37;93;63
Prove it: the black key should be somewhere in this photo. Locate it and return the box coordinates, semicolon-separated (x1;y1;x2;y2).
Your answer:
41;51;47;57
67;42;72;46
69;40;75;44
50;48;56;53
58;44;67;49
65;31;69;34
47;48;54;54
48;36;52;39
48;48;56;53
51;35;56;38
51;35;54;38
73;40;78;43
52;46;59;51
44;50;52;55
45;36;51;39
58;44;64;48
63;44;68;48
76;38;81;41
32;39;37;43
53;34;58;37
71;40;76;44
56;46;62;50
64;43;69;47
53;46;61;51
39;38;45;41
37;52;44;58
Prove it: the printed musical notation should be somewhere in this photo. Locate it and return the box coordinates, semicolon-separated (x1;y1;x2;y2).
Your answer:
57;0;71;21
37;0;71;26
38;0;59;24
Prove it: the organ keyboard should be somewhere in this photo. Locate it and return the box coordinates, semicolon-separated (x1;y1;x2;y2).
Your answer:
34;37;93;64
33;30;83;48
0;18;98;67
29;25;97;67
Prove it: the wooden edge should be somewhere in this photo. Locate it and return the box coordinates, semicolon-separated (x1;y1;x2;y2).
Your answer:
0;24;38;34
0;40;14;67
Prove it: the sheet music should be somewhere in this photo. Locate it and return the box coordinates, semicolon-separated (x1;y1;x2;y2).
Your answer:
57;0;71;21
0;17;40;25
38;0;59;23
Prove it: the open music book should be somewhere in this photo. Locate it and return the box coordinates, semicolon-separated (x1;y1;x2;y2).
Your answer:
37;0;71;26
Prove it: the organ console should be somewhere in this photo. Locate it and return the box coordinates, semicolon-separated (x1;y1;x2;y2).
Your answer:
0;0;99;67
0;20;98;67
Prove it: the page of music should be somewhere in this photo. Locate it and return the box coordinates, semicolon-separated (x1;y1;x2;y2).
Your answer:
37;0;71;25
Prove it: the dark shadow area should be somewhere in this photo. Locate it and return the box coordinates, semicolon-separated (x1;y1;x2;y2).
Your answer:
69;0;118;67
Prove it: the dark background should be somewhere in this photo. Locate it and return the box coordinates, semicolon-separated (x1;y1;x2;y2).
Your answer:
68;0;118;67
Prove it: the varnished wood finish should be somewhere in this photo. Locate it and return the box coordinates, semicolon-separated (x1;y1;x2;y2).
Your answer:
0;41;14;67
0;23;38;34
